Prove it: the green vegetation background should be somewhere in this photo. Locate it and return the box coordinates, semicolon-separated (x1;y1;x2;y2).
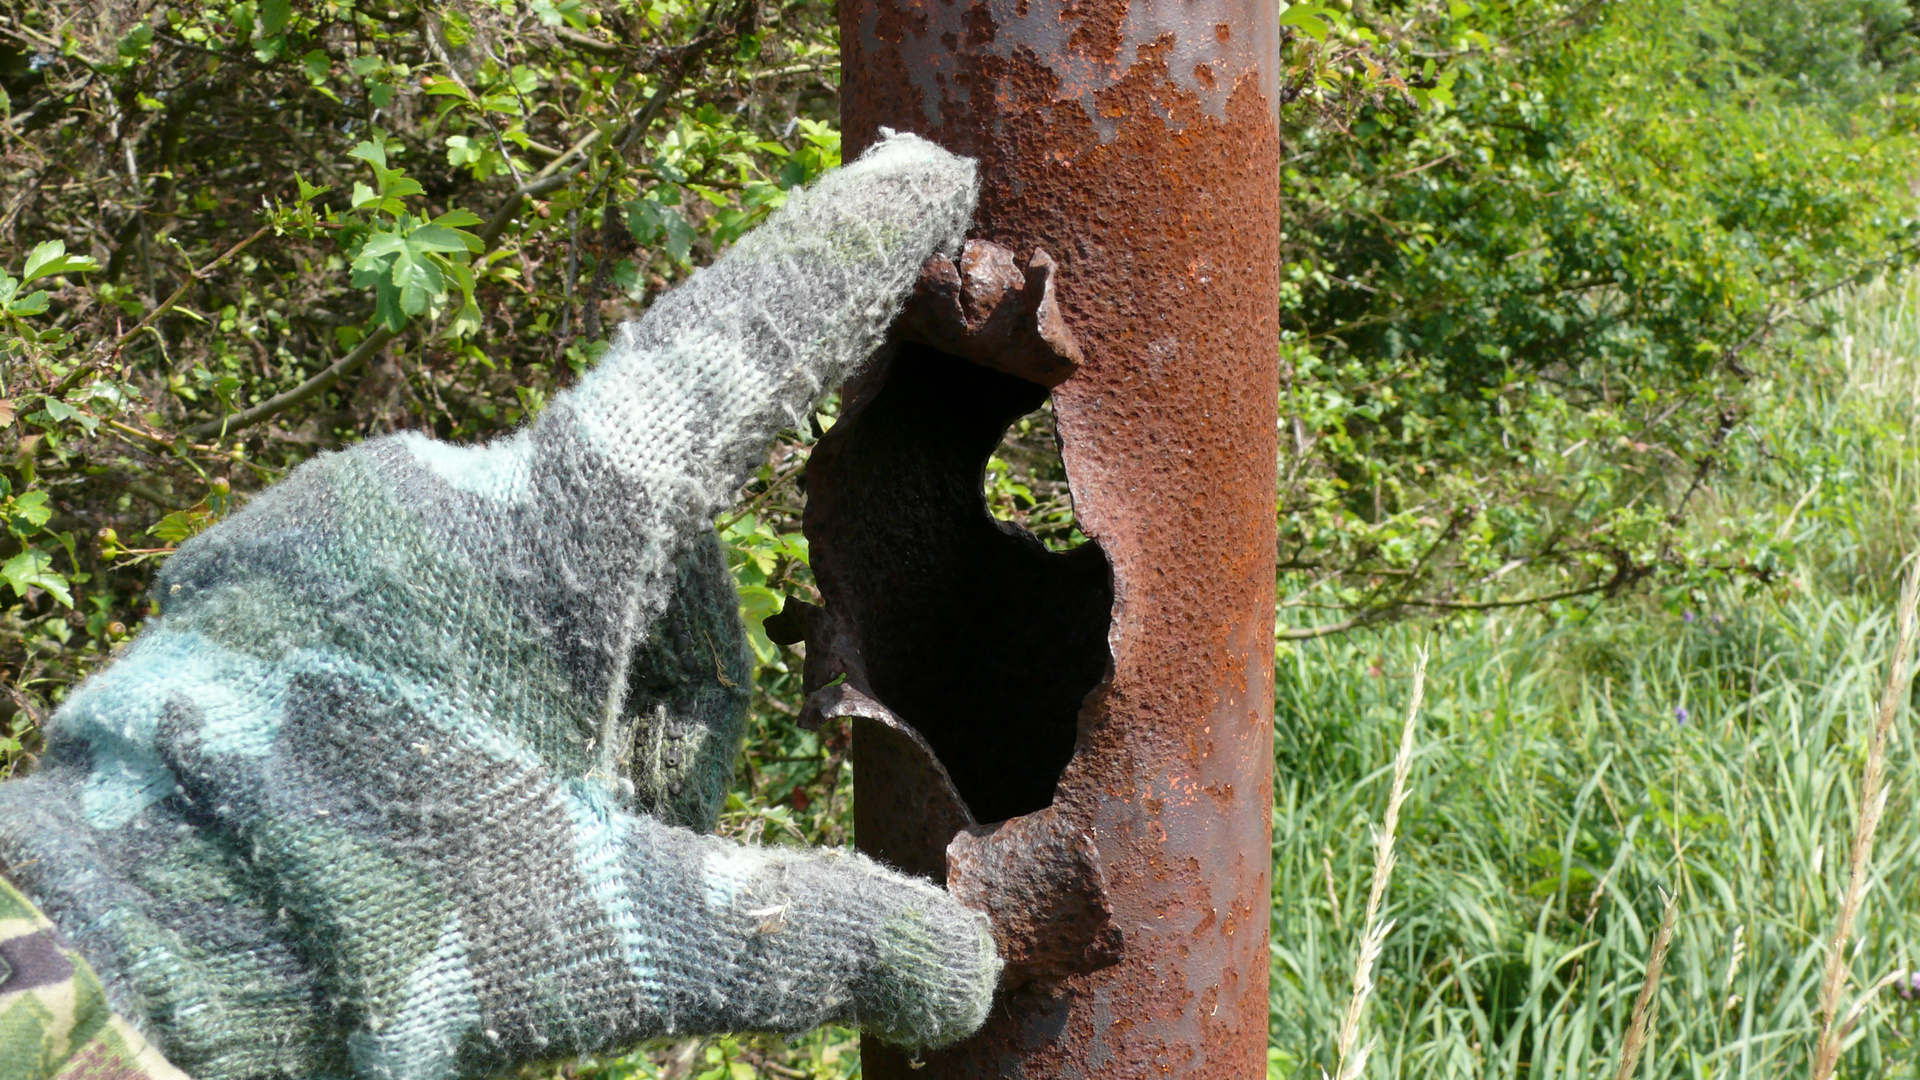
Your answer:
3;0;1920;1076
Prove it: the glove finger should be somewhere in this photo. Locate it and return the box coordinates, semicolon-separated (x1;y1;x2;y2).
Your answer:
158;653;1000;1074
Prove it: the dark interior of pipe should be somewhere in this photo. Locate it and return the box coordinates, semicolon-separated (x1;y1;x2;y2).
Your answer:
810;344;1113;824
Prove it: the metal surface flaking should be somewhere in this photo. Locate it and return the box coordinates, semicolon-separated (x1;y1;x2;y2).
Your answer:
852;0;1279;139
821;0;1281;1073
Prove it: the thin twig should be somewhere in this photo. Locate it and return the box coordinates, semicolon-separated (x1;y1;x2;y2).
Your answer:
1332;645;1427;1080
1279;615;1370;641
1276;577;1618;640
426;17;524;186
477;171;574;254
183;6;758;440
1408;580;1617;611
1810;553;1920;1080
53;224;273;395
183;326;396;440
552;25;626;56
123;481;189;511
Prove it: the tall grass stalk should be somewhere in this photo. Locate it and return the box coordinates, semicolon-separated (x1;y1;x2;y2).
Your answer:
1614;888;1678;1080
1332;647;1428;1080
1810;554;1920;1080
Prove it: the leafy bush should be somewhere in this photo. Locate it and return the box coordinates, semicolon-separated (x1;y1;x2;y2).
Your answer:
1275;0;1920;630
0;0;839;770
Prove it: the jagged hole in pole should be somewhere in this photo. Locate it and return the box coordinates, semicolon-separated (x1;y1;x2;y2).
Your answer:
811;343;1113;825
982;398;1090;553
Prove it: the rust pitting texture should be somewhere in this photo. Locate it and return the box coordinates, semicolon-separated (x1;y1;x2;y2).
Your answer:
792;242;1119;989
849;0;1279;140
826;0;1281;1075
947;807;1123;991
895;239;1083;388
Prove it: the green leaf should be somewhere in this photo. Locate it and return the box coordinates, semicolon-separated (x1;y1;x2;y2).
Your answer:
477;92;521;116
377;167;425;199
295;174;332;205
448;298;482;338
440;10;473;45
7;291;48;317
375;282;408;331
148;510;204;545
429;209;484;229
351;231;407;275
445;135;504;178
1278;2;1332;40
391;246;446;315
1;548;72;607
347;139;389;171
406;224;480;255
662;213;697;264
115;23;154;60
35;396;98;435
625;198;665;240
6;490;52;535
736;582;781;620
529;0;591;28
438;260;481;337
21;241;101;285
300;48;332;82
260;0;292;36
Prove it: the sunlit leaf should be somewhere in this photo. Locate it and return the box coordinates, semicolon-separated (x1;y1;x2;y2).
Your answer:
1;548;72;607
407;224;480;254
21;241;101;285
260;0;291;36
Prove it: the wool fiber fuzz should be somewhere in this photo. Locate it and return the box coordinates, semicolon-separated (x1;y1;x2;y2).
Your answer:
0;133;1000;1080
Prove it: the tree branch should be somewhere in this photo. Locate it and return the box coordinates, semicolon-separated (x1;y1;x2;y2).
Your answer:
179;0;759;441
183;326;396;441
1277;615;1371;640
57;224;273;396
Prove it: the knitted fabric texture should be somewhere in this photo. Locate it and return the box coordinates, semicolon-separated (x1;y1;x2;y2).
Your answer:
0;132;1000;1080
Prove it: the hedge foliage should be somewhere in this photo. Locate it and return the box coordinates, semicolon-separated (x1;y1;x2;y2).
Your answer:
2;0;1917;771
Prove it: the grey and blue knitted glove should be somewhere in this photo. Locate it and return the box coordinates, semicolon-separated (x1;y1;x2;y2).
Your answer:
0;132;1001;1080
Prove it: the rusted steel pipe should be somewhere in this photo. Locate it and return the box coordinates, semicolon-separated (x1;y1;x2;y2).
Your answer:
797;0;1281;1074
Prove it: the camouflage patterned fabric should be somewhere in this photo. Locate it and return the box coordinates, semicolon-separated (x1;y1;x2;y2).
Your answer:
0;873;189;1080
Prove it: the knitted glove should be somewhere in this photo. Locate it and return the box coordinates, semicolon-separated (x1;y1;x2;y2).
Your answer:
0;539;774;1080
0;132;1000;1080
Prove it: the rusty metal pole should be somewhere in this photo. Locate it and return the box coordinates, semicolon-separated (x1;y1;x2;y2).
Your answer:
794;0;1281;1075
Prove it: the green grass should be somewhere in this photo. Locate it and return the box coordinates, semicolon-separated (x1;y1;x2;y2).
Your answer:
1269;270;1920;1080
1272;588;1920;1078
